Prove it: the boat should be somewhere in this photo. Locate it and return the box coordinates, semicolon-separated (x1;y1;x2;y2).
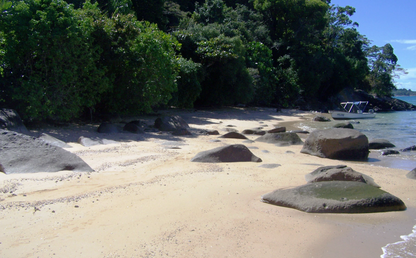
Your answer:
330;101;376;120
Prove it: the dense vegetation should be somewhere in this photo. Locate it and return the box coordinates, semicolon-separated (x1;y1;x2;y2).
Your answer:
393;88;416;96
0;0;406;122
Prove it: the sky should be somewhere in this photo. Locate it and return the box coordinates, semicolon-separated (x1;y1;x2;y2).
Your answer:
330;0;416;91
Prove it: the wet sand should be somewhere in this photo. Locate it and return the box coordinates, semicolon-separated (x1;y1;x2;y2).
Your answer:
0;108;415;258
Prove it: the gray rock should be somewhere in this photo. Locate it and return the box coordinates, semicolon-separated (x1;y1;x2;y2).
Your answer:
313;115;331;122
220;132;248;139
97;123;122;133
38;133;72;148
406;168;416;180
289;130;309;134
202;129;220;135
154;116;189;132
305;165;380;188
0;108;29;135
369;139;396;149
401;145;416;152
242;129;266;135
0;130;93;174
123;121;144;134
261;181;406;213
382;150;400;156
255;132;303;146
301;128;369;160
191;144;262;163
267;127;286;133
333;122;354;129
225;128;238;133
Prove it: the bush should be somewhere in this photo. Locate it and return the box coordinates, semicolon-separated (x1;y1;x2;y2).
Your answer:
0;0;109;121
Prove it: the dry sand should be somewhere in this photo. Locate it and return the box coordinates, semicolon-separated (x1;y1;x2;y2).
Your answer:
0;107;415;258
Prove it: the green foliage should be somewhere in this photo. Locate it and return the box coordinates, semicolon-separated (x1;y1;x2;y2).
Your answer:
194;0;228;25
95;14;180;114
0;0;109;121
0;0;12;11
194;35;253;106
246;41;277;106
366;43;400;97
130;0;166;28
169;58;202;108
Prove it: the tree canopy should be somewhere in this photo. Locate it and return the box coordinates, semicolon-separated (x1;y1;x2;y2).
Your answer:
0;0;406;122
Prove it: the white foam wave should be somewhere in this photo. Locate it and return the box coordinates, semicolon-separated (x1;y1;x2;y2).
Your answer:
381;225;416;258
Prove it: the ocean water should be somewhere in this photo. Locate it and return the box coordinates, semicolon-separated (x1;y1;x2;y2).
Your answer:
297;96;416;170
296;96;416;258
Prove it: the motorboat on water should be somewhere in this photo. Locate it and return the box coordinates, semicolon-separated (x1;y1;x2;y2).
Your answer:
329;101;376;120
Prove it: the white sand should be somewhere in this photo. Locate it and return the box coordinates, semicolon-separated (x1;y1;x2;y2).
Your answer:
0;107;415;258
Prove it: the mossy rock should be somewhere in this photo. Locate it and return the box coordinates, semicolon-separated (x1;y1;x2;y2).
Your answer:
262;181;406;213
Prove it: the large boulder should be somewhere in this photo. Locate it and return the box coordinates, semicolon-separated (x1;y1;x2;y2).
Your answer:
369;139;396;149
0;130;93;174
305;165;380;187
154;116;189;132
191;144;262;163
255;132;303;146
0;108;29;135
261;181;406;213
301;128;369;160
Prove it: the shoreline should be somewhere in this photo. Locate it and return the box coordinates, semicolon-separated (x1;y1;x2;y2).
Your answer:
1;107;415;257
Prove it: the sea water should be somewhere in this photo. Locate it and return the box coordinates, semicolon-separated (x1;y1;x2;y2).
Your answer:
296;96;416;257
379;96;416;258
297;96;416;170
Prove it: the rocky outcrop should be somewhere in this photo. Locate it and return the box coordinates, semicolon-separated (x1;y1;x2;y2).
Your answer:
0;130;93;174
305;165;380;188
154;115;189;131
191;144;262;163
369;139;396;149
0;108;29;135
255;132;303;146
335;88;416;111
261;181;406;213
301;128;369;160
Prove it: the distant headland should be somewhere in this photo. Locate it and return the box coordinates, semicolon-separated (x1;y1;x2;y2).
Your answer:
393;88;416;96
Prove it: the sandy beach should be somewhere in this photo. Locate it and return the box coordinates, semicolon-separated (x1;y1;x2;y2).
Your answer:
1;107;415;258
